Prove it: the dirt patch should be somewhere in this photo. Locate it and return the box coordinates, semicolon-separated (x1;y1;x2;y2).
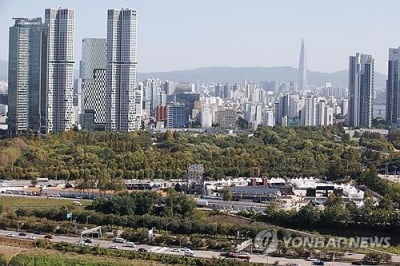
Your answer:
0;244;26;261
207;213;268;228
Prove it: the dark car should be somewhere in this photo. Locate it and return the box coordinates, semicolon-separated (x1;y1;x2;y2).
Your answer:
138;248;147;252
44;234;53;239
220;251;229;257
84;238;93;243
18;232;27;236
312;261;324;266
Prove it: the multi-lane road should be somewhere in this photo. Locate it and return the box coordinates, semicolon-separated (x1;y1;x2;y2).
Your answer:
0;229;380;266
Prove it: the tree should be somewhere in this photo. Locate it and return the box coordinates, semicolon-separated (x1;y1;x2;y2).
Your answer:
363;252;392;264
222;187;232;201
164;130;174;141
379;194;394;211
326;192;343;207
297;205;321;227
163;192;195;218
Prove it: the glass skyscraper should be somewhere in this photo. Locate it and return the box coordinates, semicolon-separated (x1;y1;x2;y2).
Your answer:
8;18;47;134
386;47;400;129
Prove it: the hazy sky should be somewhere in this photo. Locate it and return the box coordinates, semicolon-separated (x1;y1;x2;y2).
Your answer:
0;0;399;73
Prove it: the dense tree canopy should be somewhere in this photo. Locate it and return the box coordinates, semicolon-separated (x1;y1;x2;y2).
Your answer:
0;125;399;202
89;191;196;218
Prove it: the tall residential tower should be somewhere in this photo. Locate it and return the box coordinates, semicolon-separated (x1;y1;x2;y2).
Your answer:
45;8;75;132
348;53;374;128
386;47;400;129
106;8;142;131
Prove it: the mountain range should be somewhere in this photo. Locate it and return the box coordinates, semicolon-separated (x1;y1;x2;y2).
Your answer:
0;61;387;88
138;66;387;88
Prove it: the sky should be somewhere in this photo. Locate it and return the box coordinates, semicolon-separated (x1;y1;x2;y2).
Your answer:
0;0;399;74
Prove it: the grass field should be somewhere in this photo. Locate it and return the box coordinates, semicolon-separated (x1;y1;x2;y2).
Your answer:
374;245;400;255
0;244;167;266
0;195;91;209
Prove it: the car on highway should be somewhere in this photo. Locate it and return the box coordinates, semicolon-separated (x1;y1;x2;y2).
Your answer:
44;234;53;239
219;251;229;257
312;261;324;266
125;241;135;247
18;232;27;236
237;251;250;261
138;248;147;252
184;250;194;257
84;238;93;243
27;235;35;240
109;245;118;249
226;251;250;262
171;248;180;252
114;237;126;243
6;233;14;237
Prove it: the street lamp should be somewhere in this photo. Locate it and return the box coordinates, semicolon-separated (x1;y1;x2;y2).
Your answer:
165;223;170;234
86;215;90;225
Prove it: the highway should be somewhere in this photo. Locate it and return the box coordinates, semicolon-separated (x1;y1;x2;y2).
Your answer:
0;229;376;266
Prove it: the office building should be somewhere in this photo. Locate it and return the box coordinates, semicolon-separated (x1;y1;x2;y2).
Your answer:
106;8;141;131
386;47;400;129
349;53;374;127
8;17;47;134
167;104;189;128
45;8;75;132
83;69;106;129
80;38;106;79
80;38;107;129
214;109;237;128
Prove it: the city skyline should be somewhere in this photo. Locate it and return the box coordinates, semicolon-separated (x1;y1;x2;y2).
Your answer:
0;0;399;73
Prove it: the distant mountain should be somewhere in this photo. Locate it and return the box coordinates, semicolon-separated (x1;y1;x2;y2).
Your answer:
0;63;387;87
138;66;387;88
0;60;7;81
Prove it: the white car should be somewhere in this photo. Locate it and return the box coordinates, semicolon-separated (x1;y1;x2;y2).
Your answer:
109;244;119;249
6;233;14;237
184;250;194;257
125;241;135;247
114;237;126;243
